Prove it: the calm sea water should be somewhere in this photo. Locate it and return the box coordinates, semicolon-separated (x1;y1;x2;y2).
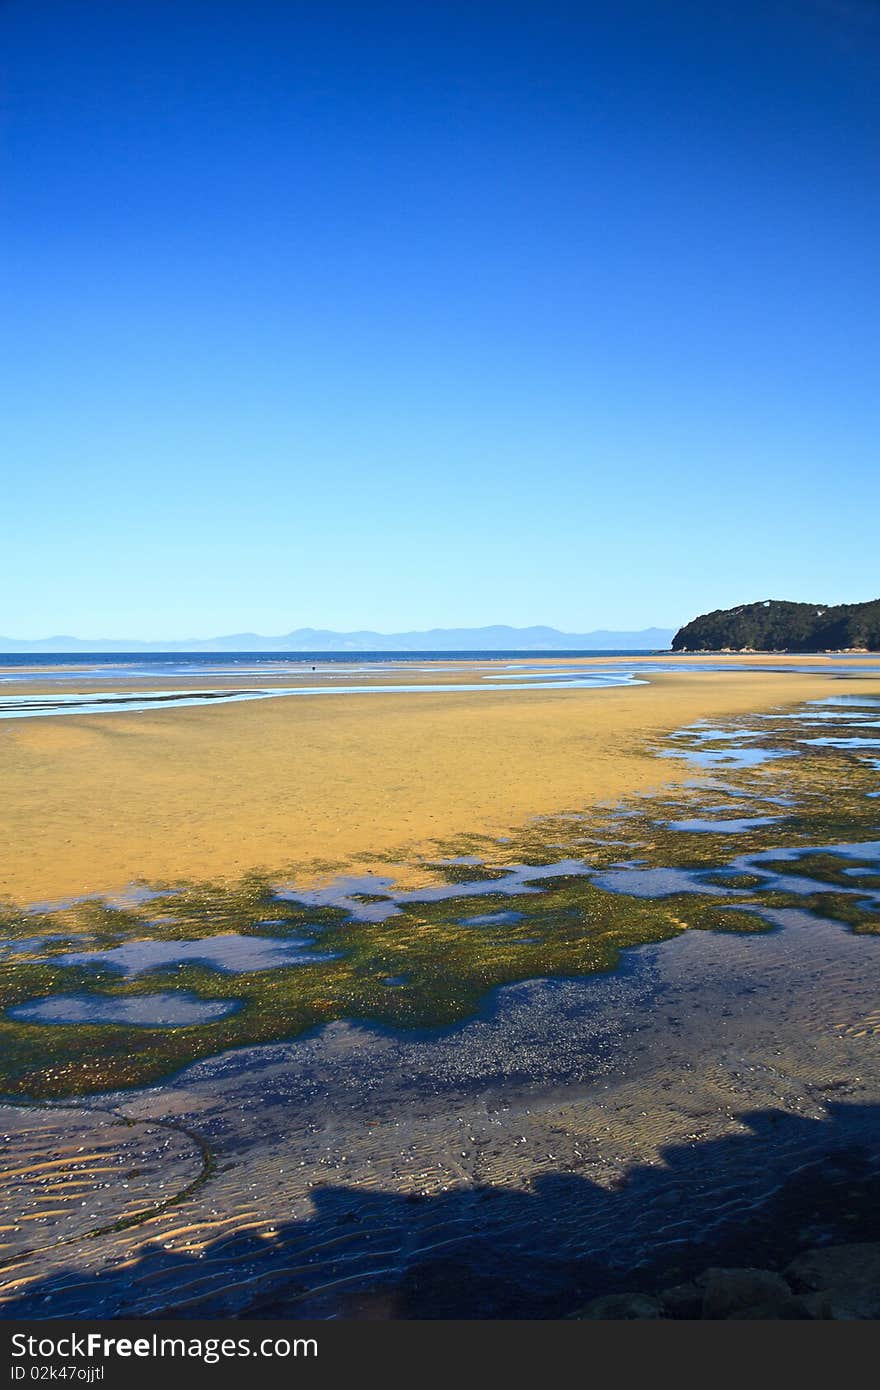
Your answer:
2;651;876;719
0;649;663;683
0;649;663;668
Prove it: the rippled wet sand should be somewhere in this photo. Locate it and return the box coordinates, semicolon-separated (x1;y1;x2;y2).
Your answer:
2;905;878;1317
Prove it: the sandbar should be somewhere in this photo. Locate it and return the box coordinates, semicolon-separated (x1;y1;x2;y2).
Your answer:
3;659;880;905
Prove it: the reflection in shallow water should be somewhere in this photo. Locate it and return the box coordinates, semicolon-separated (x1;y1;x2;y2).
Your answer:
0;672;647;720
3;691;879;1101
0;934;67;956
4;902;880;1319
397;860;590;902
460;911;526;927
810;695;880;708
590;866;729;898
48;933;338;976
3;685;880;1318
736;840;880;864
9;992;238;1026
801;736;880;749
4;668;880;1332
663;744;794;768
726;842;880;908
666;815;782;833
276;860;592;922
6;655;880;723
274;873;402;923
673;726;766;741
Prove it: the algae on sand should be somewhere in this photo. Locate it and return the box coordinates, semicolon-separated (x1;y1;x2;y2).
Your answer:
1;695;878;1098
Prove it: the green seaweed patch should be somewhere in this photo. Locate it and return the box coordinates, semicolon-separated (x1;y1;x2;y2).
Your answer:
4;691;880;1098
671;901;773;934
702;871;767;890
423;862;505;885
759;852;880;891
24;878;353;943
0;876;780;1098
792;892;880;934
0;901;90;945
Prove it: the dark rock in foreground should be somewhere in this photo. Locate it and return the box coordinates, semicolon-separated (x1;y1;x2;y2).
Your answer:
786;1242;880;1319
576;1242;880;1319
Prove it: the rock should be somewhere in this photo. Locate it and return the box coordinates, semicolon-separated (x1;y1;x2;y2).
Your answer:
579;1292;664;1319
785;1243;880;1319
699;1267;805;1320
726;1299;811;1320
660;1282;703;1319
799;1291;835;1320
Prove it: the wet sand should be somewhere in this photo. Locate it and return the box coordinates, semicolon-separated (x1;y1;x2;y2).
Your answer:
4;662;880;905
3;906;878;1317
2;659;880;1317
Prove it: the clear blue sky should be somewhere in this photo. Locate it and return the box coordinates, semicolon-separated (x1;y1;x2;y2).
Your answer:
2;0;878;639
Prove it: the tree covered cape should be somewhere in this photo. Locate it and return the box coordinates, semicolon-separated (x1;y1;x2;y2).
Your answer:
672;599;880;652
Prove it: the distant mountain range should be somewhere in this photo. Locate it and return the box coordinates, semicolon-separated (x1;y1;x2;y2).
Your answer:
0;625;675;654
672;599;880;652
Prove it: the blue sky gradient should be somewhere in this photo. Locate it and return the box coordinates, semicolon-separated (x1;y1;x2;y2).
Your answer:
2;1;878;639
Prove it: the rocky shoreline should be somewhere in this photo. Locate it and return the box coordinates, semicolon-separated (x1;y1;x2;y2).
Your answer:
580;1242;880;1319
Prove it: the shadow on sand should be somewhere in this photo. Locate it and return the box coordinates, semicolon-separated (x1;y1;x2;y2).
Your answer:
4;1097;880;1319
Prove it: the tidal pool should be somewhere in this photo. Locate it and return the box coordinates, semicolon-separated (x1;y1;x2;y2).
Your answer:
2;692;879;1099
47;934;337;976
663;745;795;769
589;866;729;898
3;676;880;1322
276;860;592;922
8;993;238;1026
666;816;782;834
0;672;647;720
801;736;880;749
810;695;880;709
460;911;526;927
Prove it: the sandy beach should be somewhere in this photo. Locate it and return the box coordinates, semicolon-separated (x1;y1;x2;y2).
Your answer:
3;658;880;906
7;0;880;1328
2;654;880;1316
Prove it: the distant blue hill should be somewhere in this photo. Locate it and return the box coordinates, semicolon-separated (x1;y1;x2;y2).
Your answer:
0;624;674;654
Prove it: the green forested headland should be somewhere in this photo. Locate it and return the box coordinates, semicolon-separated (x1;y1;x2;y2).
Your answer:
672;598;880;652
